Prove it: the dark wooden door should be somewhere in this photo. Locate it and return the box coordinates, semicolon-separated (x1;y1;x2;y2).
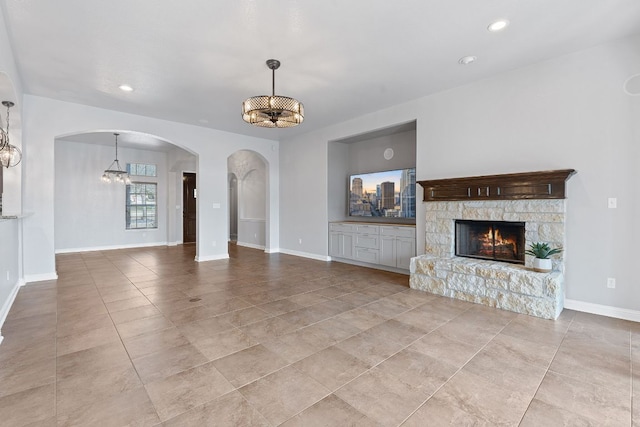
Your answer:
183;173;196;243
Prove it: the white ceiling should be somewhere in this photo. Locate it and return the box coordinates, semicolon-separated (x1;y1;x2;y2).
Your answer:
3;0;640;144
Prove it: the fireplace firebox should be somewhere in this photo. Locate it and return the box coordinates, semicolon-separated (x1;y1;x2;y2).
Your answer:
455;220;525;264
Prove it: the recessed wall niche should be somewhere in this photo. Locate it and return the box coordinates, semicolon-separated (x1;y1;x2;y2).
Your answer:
327;121;417;223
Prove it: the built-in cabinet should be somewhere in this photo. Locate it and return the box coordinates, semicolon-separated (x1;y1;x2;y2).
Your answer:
329;222;415;271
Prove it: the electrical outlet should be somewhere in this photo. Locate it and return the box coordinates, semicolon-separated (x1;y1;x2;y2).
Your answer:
298;238;303;245
608;198;617;209
607;278;616;289
6;271;9;281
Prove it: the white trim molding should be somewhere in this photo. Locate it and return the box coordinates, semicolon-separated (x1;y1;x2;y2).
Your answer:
55;241;169;254
195;254;230;262
24;273;58;283
564;299;640;322
278;248;331;262
236;242;266;250
0;278;26;336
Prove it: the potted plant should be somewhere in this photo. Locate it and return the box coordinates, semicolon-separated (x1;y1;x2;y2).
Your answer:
525;242;562;273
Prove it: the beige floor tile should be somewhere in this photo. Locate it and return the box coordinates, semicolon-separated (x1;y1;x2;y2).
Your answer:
0;357;55;398
108;303;163;325
0;384;55;426
292;345;371;391
534;371;631;425
189;328;258;361
427;370;531;425
239;316;298;341
401;395;491;427
132;343;208;384
262;327;333;364
56;323;121;356
239;365;331;425
163;390;270;427
145;361;234;421
335;367;429;427
408;329;481;368
115;313;174;339
281;394;381;426
212;344;289;387
1;245;637;426
56;386;159;427
218;306;272;327
520;399;603;427
335;307;388;331
376;348;458;396
56;360;142;414
257;298;304;316
122;326;190;359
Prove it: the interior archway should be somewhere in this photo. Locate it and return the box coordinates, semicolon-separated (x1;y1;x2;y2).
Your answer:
53;130;197;253
227;150;268;251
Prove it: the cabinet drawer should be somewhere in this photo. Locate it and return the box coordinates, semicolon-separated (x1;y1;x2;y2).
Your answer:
354;247;379;264
354;233;379;249
330;223;355;233
380;226;415;238
355;224;379;234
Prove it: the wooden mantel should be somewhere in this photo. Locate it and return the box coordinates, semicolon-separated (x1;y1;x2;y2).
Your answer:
417;169;576;202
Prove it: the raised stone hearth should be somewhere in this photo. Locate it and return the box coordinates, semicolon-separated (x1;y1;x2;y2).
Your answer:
410;255;563;319
410;193;570;319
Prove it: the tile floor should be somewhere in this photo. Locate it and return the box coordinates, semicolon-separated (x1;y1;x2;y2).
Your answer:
0;244;638;426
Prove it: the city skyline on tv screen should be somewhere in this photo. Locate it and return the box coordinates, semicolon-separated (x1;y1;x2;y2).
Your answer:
349;168;416;218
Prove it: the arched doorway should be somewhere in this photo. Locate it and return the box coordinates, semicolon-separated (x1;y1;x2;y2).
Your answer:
227;150;268;250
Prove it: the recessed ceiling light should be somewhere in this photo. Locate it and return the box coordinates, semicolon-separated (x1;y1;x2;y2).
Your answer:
119;84;134;92
488;19;509;32
458;56;477;65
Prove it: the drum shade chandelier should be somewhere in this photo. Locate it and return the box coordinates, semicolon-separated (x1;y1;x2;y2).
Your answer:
101;133;131;184
0;101;22;168
242;59;304;128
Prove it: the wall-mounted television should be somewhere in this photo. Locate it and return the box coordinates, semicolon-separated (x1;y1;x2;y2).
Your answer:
349;168;416;219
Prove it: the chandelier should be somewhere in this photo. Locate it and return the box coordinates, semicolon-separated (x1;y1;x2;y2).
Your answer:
242;59;304;128
101;133;131;184
0;101;22;168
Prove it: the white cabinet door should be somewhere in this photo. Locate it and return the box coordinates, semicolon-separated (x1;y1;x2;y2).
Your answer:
379;235;396;267
396;237;416;270
330;231;354;259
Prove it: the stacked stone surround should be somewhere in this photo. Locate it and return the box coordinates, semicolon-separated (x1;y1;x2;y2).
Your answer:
410;199;566;319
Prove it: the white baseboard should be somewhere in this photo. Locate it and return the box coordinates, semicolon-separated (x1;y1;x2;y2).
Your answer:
236;242;266;250
264;247;280;254
23;272;58;283
55;241;169;254
0;278;25;335
195;254;230;262
564;299;640;322
278;248;331;262
167;241;182;247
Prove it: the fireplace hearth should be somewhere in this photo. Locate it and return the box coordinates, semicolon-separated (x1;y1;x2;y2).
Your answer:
455;220;525;264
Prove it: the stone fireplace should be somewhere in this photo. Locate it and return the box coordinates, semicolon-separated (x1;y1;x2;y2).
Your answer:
411;170;575;320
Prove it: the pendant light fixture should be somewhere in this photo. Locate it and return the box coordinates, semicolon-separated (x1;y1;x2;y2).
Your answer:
101;133;131;184
0;101;22;168
242;59;304;128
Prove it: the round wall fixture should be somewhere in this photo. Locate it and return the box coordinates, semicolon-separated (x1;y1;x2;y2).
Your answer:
623;73;640;96
383;148;394;160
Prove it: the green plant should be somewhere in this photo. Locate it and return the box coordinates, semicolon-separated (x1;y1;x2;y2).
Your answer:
525;242;562;259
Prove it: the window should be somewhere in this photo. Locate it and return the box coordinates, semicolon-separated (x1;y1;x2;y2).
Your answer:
127;163;157;177
126;183;157;229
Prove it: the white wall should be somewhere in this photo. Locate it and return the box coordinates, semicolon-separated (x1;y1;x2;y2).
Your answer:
54;140;169;252
21;96;279;280
281;35;640;312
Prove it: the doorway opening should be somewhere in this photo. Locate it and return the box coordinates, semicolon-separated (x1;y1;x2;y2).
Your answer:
229;173;238;242
183;172;196;244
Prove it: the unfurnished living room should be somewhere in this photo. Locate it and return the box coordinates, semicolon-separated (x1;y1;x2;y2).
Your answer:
0;1;639;426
